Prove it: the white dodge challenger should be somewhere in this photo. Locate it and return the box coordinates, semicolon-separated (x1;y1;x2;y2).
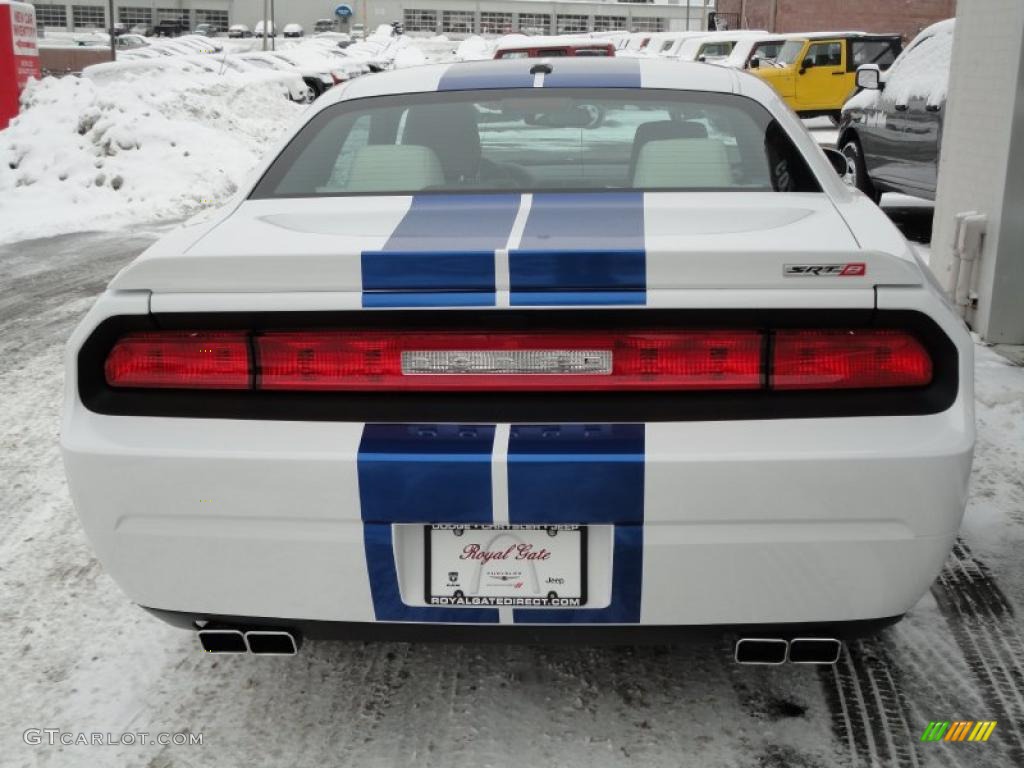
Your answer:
61;58;974;662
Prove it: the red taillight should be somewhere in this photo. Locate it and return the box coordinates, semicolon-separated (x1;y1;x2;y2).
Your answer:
772;330;932;390
105;332;250;389
256;330;763;391
102;327;934;394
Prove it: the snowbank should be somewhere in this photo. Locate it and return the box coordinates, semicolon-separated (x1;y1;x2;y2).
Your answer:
393;43;427;69
0;69;301;245
456;35;494;61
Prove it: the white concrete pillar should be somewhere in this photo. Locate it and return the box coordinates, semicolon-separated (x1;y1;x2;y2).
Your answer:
931;1;1024;344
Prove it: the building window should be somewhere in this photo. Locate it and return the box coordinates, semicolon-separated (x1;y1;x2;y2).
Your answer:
157;8;190;25
631;17;666;32
480;12;513;35
517;13;550;34
618;0;654;4
72;5;106;29
118;7;152;26
593;16;627;32
403;9;437;33
441;11;475;35
556;15;588;34
34;4;67;27
195;10;229;31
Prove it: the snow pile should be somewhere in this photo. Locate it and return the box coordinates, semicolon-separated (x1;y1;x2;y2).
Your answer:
883;19;955;106
456;35;494;61
392;42;427;69
0;69;301;245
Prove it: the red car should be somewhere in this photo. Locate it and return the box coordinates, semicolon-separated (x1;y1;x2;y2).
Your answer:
494;36;615;59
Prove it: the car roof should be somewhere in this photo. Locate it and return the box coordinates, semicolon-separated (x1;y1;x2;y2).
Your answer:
781;30;901;41
325;58;744;106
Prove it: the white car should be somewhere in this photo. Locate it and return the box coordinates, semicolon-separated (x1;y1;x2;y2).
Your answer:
674;30;770;63
62;59;973;661
718;34;792;70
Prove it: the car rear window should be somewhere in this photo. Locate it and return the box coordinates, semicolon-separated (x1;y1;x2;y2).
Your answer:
251;88;821;198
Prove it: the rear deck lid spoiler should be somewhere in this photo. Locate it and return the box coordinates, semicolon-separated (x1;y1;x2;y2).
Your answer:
110;193;924;299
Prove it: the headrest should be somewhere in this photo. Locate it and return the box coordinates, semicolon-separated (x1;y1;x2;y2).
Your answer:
632;138;732;188
344;144;444;193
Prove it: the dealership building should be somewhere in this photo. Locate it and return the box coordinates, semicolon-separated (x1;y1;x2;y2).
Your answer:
29;0;714;36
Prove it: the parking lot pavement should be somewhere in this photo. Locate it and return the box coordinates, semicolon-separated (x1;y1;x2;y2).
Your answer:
1;230;1022;767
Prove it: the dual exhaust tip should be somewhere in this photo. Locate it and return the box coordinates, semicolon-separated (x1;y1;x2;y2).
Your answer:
199;630;839;662
198;629;299;655
734;637;842;665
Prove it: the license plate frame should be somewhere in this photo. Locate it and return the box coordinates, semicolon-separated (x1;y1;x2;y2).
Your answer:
424;524;588;608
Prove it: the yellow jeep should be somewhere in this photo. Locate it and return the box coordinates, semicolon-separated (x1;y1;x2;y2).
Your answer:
751;32;902;121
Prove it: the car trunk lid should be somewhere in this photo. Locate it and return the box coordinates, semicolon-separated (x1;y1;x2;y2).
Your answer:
112;193;923;302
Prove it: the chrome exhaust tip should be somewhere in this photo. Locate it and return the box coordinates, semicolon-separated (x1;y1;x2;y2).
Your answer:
245;630;299;655
198;629;247;653
734;637;788;665
787;637;842;664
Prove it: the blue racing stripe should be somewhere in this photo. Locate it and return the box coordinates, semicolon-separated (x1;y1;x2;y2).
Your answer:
361;194;520;307
510;193;646;305
507;424;645;525
437;60;536;90
542;57;642;88
507;424;645;624
358;424;495;524
358;424;498;623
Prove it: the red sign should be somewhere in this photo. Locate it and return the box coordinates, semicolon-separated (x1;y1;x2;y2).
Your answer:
0;1;42;130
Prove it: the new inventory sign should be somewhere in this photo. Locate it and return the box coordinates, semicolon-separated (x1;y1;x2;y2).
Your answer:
0;0;41;129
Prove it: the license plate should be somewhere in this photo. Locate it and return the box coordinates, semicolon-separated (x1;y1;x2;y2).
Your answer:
425;524;588;608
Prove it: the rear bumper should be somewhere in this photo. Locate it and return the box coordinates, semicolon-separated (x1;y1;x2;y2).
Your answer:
62;407;972;628
144;607;904;644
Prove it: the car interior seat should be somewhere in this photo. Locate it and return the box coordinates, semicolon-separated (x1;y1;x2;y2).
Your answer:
401;103;482;183
629;120;709;181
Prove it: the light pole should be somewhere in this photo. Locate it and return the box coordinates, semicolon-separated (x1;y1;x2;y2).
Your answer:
262;0;268;50
107;0;116;61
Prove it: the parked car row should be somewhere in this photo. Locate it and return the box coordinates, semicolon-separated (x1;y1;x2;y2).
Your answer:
82;54;317;104
600;29;902;124
103;27;405;103
115;33;223;59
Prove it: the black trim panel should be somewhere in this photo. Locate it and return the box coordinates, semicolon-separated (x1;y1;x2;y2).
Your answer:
78;309;958;422
143;606;903;644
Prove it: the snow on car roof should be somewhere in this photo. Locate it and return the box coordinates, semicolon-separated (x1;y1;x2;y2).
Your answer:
879;18;955;105
325;58;742;106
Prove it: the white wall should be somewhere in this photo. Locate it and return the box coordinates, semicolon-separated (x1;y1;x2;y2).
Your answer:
931;0;1024;344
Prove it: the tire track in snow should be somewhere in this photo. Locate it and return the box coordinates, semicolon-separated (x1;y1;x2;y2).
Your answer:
819;636;932;768
931;538;1024;761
